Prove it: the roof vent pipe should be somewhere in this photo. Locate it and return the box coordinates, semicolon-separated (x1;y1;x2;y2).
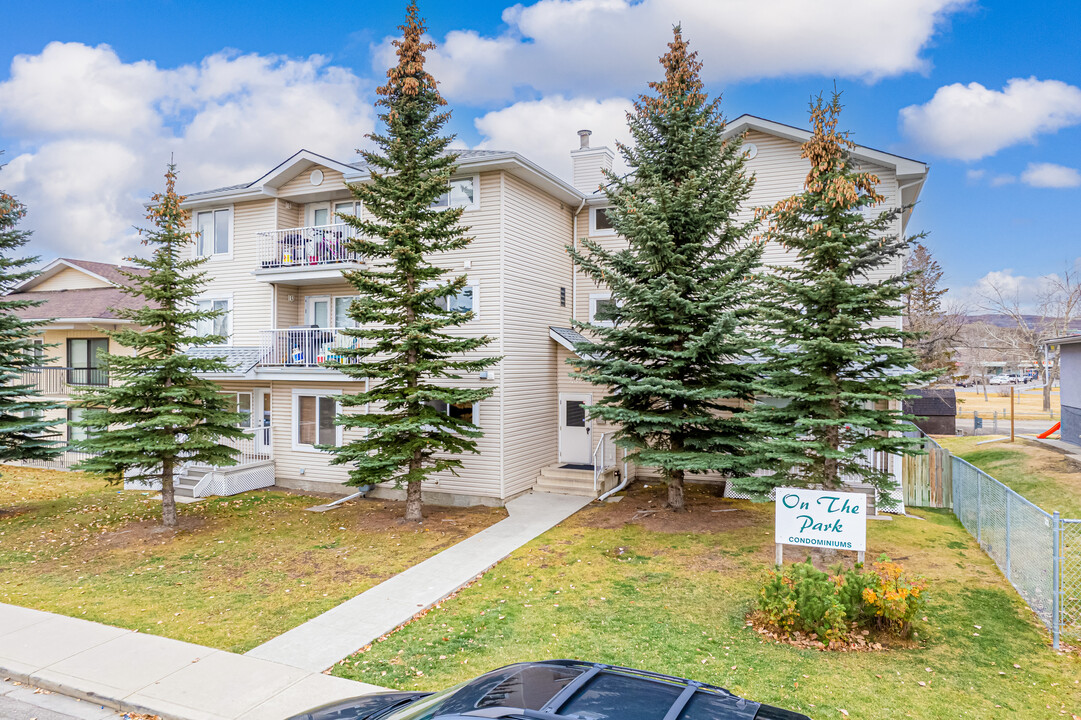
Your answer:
577;129;592;149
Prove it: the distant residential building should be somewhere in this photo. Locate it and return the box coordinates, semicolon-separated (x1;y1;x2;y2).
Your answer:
1044;335;1081;447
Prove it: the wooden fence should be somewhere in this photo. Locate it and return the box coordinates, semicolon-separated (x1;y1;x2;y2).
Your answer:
902;437;953;508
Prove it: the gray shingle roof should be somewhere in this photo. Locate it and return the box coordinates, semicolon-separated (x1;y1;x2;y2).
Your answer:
186;345;263;374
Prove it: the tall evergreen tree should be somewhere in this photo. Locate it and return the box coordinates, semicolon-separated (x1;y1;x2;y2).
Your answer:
744;92;934;502
327;2;498;523
567;27;764;512
903;243;962;376
0;170;63;475
73;165;244;528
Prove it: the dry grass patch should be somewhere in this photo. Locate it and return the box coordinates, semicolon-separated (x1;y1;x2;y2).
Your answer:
0;465;505;652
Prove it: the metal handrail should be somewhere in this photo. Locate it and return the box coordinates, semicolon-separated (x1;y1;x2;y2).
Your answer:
11;366;109;394
256;224;362;268
258;327;363;367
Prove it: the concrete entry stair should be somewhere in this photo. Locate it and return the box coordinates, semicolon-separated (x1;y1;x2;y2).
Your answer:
534;463;619;498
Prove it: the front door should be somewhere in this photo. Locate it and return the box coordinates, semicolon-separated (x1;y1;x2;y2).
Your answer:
305;296;331;328
559;393;592;465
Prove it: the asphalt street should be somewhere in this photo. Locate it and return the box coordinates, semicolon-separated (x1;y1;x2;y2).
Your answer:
0;678;121;720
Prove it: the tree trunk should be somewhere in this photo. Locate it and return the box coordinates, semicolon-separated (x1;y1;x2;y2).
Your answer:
823;424;840;489
161;456;178;528
405;449;423;522
666;468;686;512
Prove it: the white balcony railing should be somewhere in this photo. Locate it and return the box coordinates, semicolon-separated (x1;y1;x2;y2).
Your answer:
259;327;363;367
256;224;362;269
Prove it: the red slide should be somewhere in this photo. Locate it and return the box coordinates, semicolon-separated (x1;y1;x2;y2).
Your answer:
1037;422;1061;439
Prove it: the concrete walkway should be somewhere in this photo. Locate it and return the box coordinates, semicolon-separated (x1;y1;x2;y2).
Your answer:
0;603;386;720
246;491;591;671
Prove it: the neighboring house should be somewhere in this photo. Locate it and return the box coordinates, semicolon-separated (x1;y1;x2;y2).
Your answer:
4;258;146;467
1044;335;1081;447
179;115;928;504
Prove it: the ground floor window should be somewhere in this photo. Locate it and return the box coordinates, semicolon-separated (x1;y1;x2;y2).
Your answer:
424;399;478;425
232;392;252;428
67;406;93;442
294;392;339;448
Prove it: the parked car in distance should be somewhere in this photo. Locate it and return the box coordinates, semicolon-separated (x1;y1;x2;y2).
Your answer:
989;375;1011;385
288;660;811;720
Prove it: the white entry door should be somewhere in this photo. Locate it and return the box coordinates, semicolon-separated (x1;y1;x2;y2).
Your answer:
559;393;592;465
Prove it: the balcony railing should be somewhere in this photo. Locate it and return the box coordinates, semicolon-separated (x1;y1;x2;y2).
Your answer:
12;367;109;395
256;224;362;269
258;327;363;367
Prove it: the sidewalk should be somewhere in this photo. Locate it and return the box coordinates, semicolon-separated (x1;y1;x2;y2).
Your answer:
0;604;386;720
245;491;591;671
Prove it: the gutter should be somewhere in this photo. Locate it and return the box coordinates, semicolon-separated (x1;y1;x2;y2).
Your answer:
571;197;586;322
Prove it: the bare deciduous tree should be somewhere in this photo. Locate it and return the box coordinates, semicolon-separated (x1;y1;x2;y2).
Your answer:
979;264;1081;411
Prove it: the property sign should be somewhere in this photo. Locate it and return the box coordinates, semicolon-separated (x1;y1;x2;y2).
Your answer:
775;488;867;552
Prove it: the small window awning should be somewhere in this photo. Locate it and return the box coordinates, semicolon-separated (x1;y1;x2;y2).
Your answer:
549;326;591;358
186;345;264;377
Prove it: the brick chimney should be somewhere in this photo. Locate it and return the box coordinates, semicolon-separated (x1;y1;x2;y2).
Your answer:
571;129;614;193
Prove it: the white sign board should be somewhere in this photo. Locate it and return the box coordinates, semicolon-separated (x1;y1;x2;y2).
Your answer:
775;488;867;552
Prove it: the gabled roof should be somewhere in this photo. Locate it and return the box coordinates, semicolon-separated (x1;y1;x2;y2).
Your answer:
181;148;585;208
13;257;147;293
5;287;143;322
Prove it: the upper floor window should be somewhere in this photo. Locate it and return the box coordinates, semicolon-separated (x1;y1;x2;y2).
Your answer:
334;296;359;328
435;285;477;317
432;176;478;211
195;298;231;342
589;293;616;326
589;206;616;236
196;208;231;257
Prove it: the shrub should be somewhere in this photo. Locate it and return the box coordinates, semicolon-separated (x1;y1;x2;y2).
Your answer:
757;555;926;644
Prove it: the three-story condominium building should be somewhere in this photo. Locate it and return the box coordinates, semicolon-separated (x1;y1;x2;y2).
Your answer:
178;115;929;505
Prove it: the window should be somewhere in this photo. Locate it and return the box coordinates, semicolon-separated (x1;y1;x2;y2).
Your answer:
589;206;616;235
195;208;231;257
424;399;478;426
589;293;616;326
27;338;43;365
334;296;358;328
295;393;339;449
334;202;359;237
68;406;90;443
560;287;566;307
431;176;478;210
67;338;108;385
233;392;252;428
195;299;231;341
435;286;477;316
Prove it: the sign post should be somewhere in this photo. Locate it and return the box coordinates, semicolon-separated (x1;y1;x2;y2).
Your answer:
775;488;868;566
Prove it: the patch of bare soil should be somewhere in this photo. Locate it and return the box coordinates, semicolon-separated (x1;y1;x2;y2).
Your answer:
574;482;765;534
337;498;507;535
92;515;209;553
0;506;28;520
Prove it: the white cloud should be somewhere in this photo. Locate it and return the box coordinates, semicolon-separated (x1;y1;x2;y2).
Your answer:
965;169;985;181
375;0;971;104
0;42;375;262
951;261;1081;312
1020;162;1081;188
990;174;1016;187
474;95;633;181
899;77;1081;161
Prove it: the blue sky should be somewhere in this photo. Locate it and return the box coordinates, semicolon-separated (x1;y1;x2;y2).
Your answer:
1;0;1079;306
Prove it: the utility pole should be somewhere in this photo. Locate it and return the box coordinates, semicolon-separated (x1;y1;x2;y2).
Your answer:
1010;385;1015;443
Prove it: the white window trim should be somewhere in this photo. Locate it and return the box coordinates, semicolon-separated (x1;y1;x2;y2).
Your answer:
589;292;614;326
194;293;234;345
426;280;479;321
193;205;234;261
589;205;617;236
432;174;480;212
291;388;344;453
306;201;332;227
423;399;481;431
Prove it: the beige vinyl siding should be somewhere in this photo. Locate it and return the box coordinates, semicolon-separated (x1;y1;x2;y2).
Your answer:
500;173;575;496
32;267;114;291
278;167;348;199
275;198;302;230
275;284;301;329
193;198;276;347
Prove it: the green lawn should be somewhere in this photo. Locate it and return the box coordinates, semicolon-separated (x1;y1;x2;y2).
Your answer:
0;465;505;652
333;484;1078;720
936;435;1081;517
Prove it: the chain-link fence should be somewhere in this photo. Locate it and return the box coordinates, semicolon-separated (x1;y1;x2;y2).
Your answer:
951;456;1079;648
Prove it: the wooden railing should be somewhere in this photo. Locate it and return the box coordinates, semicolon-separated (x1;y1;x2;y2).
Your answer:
256;224;362;269
258;327;363;367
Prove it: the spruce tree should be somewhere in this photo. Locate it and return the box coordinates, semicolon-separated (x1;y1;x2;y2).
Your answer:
567;27;764;512
744;92;934;503
73;164;244;528
326;2;497;523
903;243;961;376
0;173;63;474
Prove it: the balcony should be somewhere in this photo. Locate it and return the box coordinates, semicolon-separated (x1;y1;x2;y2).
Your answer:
253;224;364;285
258;327;363;369
14;367;109;396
